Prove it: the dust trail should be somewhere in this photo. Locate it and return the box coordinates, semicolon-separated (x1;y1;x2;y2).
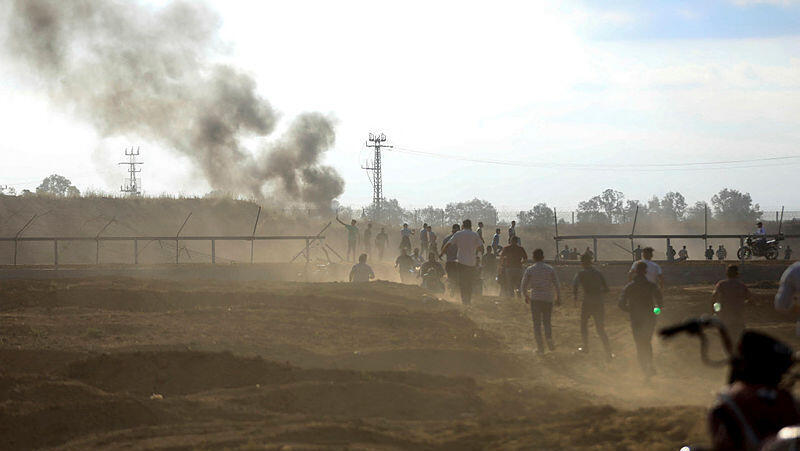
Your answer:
1;0;344;209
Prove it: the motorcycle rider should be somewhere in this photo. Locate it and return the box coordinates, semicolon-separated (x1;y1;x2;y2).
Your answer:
419;252;446;293
395;248;415;284
755;221;767;252
708;331;800;450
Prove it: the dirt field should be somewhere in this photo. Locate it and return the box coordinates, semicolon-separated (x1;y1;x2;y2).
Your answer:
1;269;797;450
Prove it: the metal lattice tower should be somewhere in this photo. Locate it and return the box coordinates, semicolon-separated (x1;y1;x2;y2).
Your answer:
363;133;392;222
119;147;143;196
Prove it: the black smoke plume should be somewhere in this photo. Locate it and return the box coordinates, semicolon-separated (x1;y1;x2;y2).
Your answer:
2;0;344;209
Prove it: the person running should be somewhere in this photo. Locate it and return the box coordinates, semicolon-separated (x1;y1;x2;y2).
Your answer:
420;223;429;256
630;247;664;289
476;222;486;245
419;252;446;292
500;236;528;298
399;223;414;252
440;219;484;306
712;264;751;340
618;261;663;379
572;253;612;359
349;253;375;283
785;245;793;260
508;220;517;244
482;246;498;293
441;224;461;295
520;248;561;354
705;245;714;260
363;223;373;255
336;215;359;262
491;228;502;254
375;227;388;261
633;245;643;261
426;225;437;256
717;244;727;261
395;248;415;284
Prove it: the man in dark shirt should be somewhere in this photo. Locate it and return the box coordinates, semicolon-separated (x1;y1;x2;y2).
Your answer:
375;227;388;260
705;245;714;260
500;236;528;298
712;264;751;340
633;245;643;261
619;261;663;378
572;254;612;359
482;246;498;293
395;248;415;284
419;252;446;292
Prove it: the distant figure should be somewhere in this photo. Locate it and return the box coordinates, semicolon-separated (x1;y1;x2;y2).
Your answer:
583;247;594;262
560;245;570;261
676;246;689;262
705;245;714;260
426;225;437;256
400;223;414;252
520;248;562;354
375;227;388;261
476;221;486;245
775;261;800;312
712;264;751;340
508;220;516;244
630;246;664;290
785;245;793;260
482;246;498;292
500;236;528;298
756;221;766;236
618;261;663;379
441;224;461;295
395;248;415;284
440;219;484;305
491;228;502;254
572;253;612;359
717;244;727;261
666;245;676;262
420;223;429;256
336;216;359;262
363;223;373;255
633;245;643;261
349;253;375;283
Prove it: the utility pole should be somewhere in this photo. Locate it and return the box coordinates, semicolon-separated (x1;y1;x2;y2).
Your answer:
363;133;392;223
119;147;143;196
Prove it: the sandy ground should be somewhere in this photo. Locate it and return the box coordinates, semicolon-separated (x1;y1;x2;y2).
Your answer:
1;272;797;450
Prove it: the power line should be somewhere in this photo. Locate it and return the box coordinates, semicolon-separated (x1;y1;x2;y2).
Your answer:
389;146;800;172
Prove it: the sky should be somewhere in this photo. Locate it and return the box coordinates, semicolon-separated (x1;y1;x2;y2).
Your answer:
1;0;799;214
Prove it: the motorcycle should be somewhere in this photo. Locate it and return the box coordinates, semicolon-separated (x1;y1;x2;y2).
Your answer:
660;317;800;450
737;234;783;260
421;269;445;293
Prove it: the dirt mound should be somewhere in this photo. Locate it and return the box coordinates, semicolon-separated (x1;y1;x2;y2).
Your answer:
750;280;780;289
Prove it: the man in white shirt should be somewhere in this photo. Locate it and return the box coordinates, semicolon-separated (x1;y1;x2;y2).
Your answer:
775;261;800;311
629;247;663;290
440;219;484;305
520;248;562;354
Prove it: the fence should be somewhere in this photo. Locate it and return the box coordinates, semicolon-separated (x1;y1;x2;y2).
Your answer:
0;234;327;266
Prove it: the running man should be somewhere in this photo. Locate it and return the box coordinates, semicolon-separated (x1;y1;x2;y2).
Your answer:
441;224;460;295
440;219;484;306
420;223;429;256
508;220;517;244
712;264;751;340
375;227;388;261
400;223;414;252
500;236;527;298
336;215;359;262
476;222;486;245
395;248;415;284
491;228;502;254
618;261;663;379
629;246;663;290
349;253;375;283
363;223;373;255
573;253;612;358
520;248;561;354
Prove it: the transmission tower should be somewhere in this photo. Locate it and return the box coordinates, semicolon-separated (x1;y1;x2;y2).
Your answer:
363;133;392;222
119;147;143;196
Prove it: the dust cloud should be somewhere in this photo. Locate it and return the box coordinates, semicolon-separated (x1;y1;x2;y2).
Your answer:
1;0;344;209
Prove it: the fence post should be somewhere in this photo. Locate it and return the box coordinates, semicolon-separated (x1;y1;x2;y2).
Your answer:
13;239;17;266
305;238;310;263
134;239;138;265
211;240;216;264
54;240;58;266
176;239;179;264
96;239;100;264
593;237;598;262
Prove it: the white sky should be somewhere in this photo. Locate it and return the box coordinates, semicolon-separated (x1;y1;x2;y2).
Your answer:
1;0;799;212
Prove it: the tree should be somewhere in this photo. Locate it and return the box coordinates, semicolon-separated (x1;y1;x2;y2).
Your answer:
517;203;554;227
577;189;625;223
685;201;709;223
711;188;762;222
444;198;498;225
0;185;16;196
418;206;445;226
659;192;687;222
36;174;80;197
363;198;411;225
620;200;646;223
